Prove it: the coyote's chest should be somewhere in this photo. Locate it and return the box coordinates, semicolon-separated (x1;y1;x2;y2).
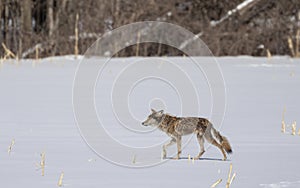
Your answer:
158;115;179;134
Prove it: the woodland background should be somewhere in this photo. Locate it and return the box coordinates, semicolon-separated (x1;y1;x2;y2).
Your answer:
0;0;300;58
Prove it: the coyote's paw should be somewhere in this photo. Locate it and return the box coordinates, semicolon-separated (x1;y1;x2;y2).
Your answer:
174;154;181;160
162;151;167;159
195;151;205;160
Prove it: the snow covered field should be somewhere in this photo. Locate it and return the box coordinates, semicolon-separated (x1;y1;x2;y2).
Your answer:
0;56;300;188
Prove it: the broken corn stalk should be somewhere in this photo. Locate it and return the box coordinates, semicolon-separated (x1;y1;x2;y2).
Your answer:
58;172;64;187
211;179;222;188
8;139;15;154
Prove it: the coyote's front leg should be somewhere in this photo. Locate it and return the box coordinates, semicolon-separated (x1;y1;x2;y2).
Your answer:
162;138;176;159
174;136;182;160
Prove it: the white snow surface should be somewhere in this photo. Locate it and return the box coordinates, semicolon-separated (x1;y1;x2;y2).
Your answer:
0;56;300;188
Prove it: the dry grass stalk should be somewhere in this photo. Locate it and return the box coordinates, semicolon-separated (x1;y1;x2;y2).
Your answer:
40;152;46;176
288;29;300;58
136;31;141;56
2;43;16;59
211;179;222;188
16;55;20;67
36;152;46;175
157;41;162;56
288;37;295;57
188;154;191;162
58;172;64;187
0;56;3;68
229;172;236;185
35;45;39;61
266;49;272;59
74;13;79;59
281;120;286;133
296;29;300;57
132;154;136;164
292;121;296;135
281;107;286;133
8;139;15;154
192;157;195;164
226;163;233;188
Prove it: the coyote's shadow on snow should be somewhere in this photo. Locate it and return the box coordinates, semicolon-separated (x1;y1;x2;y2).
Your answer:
165;156;230;161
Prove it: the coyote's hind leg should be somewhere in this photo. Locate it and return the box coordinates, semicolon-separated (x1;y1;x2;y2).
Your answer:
195;133;205;160
211;139;227;160
204;123;227;160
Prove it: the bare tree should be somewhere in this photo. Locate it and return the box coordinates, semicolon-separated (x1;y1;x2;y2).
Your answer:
0;0;3;45
20;0;32;56
21;0;32;32
47;0;54;39
1;0;300;58
3;0;10;47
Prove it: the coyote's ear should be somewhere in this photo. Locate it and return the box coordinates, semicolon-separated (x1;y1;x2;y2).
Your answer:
151;109;156;113
158;110;164;114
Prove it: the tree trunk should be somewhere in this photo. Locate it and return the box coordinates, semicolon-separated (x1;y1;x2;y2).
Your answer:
4;0;9;47
47;0;54;38
0;0;3;46
52;0;67;55
21;0;32;54
21;0;32;33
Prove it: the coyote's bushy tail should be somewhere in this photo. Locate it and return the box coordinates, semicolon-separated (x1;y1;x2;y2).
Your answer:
211;127;233;153
220;135;232;154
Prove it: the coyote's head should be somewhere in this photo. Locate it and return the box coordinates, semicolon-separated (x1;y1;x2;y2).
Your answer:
142;109;164;127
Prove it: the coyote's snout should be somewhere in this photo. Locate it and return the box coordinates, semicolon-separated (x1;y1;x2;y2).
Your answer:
142;109;232;160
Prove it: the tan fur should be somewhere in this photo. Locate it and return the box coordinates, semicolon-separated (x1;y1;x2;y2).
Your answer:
142;109;232;160
221;136;232;153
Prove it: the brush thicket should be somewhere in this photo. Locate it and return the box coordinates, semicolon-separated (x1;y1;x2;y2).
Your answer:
2;43;16;60
287;30;300;58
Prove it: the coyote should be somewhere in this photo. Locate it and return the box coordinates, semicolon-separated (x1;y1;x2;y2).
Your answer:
142;109;232;160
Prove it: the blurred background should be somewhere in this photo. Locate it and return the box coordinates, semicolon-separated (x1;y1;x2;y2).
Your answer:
0;0;300;58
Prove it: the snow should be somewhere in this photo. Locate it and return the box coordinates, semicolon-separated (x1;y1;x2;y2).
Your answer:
0;56;300;188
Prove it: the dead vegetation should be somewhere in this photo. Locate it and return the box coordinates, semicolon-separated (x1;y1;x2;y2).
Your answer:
0;0;299;58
